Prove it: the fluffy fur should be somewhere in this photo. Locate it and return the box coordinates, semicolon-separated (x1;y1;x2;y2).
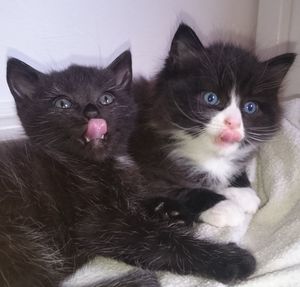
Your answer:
0;50;256;287
130;23;295;226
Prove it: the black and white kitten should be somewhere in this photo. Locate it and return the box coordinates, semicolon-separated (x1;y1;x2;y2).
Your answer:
1;50;255;287
130;23;296;227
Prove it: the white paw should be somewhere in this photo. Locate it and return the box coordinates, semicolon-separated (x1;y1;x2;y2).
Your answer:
222;187;261;214
199;200;246;227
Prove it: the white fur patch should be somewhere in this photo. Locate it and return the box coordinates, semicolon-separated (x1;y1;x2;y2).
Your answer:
169;131;252;188
62;257;135;287
222;187;261;214
199;200;246;227
199;186;260;228
116;155;135;167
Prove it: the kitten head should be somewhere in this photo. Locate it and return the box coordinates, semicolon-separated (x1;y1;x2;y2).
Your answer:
7;50;134;162
155;23;295;158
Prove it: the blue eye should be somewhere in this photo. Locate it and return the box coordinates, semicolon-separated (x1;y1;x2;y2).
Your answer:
53;97;72;109
203;92;219;105
243;101;257;114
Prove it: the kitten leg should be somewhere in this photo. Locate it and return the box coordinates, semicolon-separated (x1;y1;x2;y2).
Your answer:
0;221;65;287
142;196;194;225
77;211;256;283
228;171;261;213
199;172;260;227
198;187;260;227
178;188;226;214
144;189;225;225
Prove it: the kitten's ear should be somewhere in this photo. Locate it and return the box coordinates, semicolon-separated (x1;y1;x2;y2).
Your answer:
168;23;205;68
107;50;132;89
7;58;43;102
263;53;296;83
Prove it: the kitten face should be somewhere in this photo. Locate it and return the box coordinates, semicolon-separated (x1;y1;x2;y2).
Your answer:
157;24;295;158
7;51;134;161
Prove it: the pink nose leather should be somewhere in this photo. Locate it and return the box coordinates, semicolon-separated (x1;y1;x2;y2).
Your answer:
224;117;241;129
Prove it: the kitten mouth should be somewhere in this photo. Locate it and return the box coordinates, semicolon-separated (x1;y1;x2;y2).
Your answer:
84;134;106;143
83;118;108;144
215;130;243;146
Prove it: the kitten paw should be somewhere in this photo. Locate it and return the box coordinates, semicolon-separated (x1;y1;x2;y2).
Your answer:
199;200;245;227
223;187;260;214
206;243;256;283
144;197;193;225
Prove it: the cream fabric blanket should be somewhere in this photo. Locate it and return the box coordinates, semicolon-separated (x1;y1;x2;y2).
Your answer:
64;97;300;287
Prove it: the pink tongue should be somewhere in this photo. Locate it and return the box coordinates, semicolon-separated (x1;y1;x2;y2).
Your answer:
85;119;107;141
219;130;241;144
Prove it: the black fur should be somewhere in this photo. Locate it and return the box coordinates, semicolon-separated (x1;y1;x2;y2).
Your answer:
144;189;225;226
1;50;255;287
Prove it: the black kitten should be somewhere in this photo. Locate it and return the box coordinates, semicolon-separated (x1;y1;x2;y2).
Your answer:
1;51;154;287
1;50;255;287
130;23;295;226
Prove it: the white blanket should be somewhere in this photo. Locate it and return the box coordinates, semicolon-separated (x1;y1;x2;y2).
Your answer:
64;97;300;287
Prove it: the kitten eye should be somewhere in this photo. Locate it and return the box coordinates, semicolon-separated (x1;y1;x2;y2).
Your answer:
99;93;114;105
243;101;258;114
53;97;72;109
203;92;220;105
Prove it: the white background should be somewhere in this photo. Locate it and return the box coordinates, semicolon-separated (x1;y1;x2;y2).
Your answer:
256;0;300;99
1;0;298;137
0;0;259;137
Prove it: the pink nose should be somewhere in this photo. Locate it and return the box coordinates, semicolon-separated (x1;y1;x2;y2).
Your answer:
224;117;241;129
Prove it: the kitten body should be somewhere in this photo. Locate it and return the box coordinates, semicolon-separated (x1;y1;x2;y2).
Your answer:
130;24;296;226
0;51;255;287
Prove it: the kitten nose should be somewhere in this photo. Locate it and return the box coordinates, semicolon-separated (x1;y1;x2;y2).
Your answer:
84;104;99;119
224;117;241;129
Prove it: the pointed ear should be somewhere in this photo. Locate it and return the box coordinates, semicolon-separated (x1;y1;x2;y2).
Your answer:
263;53;296;83
107;50;132;89
7;58;43;102
168;23;205;68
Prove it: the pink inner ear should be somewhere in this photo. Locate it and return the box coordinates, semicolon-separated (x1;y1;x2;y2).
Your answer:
84;119;107;141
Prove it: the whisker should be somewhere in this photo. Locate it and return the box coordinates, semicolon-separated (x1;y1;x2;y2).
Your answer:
247;132;268;138
172;98;203;125
170;121;199;132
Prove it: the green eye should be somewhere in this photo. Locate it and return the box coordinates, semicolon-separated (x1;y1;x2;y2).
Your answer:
99;93;114;105
53;97;72;109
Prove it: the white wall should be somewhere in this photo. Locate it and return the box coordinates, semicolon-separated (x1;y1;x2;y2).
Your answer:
285;0;300;97
256;0;300;98
0;0;259;137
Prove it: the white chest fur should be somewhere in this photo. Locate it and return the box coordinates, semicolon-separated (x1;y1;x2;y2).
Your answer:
169;131;250;187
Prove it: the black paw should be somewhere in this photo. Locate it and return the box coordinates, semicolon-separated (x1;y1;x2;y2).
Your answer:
206;243;256;284
144;197;195;225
